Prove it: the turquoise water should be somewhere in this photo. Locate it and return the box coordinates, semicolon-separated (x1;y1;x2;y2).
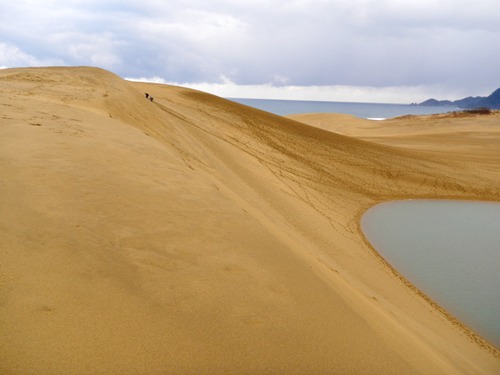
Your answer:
361;200;500;347
228;98;457;118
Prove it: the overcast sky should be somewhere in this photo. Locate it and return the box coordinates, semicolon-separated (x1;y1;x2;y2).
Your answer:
1;0;499;103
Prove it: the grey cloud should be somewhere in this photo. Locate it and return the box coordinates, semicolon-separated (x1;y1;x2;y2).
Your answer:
1;0;499;96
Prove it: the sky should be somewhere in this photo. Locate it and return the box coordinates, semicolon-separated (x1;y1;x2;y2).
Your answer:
1;0;499;103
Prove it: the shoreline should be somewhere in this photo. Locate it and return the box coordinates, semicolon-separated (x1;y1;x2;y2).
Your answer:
228;97;457;117
356;198;500;357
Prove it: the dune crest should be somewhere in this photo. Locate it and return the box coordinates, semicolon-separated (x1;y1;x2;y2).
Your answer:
1;67;499;374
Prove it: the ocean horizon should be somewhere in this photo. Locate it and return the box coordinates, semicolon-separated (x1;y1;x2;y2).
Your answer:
228;98;458;119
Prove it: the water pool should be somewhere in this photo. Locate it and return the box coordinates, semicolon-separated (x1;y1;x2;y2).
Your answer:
361;200;500;347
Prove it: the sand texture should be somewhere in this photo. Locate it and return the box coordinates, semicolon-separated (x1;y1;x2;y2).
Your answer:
1;67;499;374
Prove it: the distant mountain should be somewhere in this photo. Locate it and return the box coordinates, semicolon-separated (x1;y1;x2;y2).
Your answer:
419;88;500;109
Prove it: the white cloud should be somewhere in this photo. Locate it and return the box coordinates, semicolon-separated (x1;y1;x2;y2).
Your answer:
63;33;124;68
0;43;37;66
0;42;62;68
127;76;168;84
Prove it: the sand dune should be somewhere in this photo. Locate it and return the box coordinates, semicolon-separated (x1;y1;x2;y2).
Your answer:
288;111;500;156
1;67;499;374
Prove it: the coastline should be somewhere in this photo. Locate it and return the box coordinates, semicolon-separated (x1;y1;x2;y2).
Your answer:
1;67;499;374
228;97;458;117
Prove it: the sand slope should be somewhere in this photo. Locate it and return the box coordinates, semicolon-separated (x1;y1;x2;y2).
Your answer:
1;67;499;374
288;111;500;157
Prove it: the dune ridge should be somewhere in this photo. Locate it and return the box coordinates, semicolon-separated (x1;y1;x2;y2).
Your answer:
1;67;499;374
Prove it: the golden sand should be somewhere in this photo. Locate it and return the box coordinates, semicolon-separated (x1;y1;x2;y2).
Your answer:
1;67;499;374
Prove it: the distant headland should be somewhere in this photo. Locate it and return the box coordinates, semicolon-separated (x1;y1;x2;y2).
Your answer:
416;87;500;109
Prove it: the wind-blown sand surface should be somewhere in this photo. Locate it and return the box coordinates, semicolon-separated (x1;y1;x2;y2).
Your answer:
1;67;499;374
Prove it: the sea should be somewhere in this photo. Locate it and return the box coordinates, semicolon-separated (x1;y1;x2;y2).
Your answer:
228;98;457;119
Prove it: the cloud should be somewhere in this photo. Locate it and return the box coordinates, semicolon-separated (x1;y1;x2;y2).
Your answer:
127;76;168;84
121;0;500;93
0;42;62;67
1;0;500;101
